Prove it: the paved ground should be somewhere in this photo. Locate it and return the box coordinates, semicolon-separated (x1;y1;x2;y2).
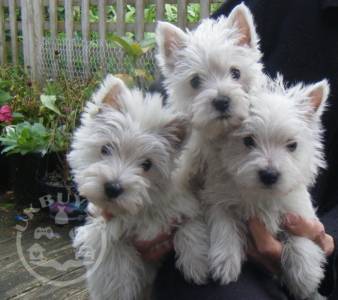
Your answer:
0;202;88;300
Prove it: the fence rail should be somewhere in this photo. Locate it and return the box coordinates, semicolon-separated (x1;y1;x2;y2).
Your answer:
0;0;224;80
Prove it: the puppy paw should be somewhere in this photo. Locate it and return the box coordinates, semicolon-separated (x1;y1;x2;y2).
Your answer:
174;218;210;285
210;254;242;284
177;256;209;285
282;237;326;299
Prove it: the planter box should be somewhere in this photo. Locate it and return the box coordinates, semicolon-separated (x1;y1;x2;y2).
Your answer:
8;153;47;206
0;146;10;193
7;152;87;223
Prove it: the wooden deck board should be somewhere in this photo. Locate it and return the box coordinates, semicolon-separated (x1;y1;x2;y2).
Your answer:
0;208;88;300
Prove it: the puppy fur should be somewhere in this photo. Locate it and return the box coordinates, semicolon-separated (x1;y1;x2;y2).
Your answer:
68;75;209;300
204;75;329;299
156;3;264;192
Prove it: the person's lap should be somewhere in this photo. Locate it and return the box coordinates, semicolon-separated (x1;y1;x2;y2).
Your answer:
153;253;288;300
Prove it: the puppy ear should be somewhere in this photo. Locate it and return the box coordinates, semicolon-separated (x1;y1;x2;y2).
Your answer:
156;21;188;74
94;74;130;110
302;80;330;118
227;3;258;49
161;115;191;151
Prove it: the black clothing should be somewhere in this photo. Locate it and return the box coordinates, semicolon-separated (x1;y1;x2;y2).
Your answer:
154;0;338;299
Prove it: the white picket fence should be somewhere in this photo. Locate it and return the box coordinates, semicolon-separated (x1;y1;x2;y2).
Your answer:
0;0;224;80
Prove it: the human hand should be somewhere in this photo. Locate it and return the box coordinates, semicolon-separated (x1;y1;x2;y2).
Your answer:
102;209;176;262
247;214;335;274
133;232;174;262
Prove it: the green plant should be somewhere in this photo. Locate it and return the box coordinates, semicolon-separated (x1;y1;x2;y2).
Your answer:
0;122;64;155
107;35;155;84
0;66;102;155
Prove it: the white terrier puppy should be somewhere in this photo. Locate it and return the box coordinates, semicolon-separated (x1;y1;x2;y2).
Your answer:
156;3;264;190
68;75;209;300
204;75;329;299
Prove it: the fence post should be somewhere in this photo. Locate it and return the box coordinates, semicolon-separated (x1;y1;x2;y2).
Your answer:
65;0;74;77
21;0;38;79
0;0;6;64
49;0;58;40
8;0;18;65
200;0;210;19
98;0;106;73
135;0;144;41
33;0;44;80
178;0;187;29
81;0;90;78
116;0;125;36
156;0;164;21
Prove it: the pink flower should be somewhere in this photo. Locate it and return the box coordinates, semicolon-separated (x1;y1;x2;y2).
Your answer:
0;105;13;123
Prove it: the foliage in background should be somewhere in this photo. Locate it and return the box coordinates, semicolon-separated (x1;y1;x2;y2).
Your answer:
0;66;102;155
55;3;222;40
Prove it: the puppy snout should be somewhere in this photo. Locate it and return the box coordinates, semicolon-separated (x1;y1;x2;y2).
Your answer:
104;181;124;198
258;168;280;186
212;96;230;113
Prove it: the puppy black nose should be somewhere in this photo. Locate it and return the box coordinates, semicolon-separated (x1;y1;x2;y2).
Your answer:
212;96;230;113
258;168;280;186
104;181;124;198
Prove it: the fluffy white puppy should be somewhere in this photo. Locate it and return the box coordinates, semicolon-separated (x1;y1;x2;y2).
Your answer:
68;75;209;300
205;75;329;299
156;3;264;191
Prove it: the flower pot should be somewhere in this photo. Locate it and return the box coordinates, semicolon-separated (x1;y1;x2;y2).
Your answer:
8;153;47;207
0;145;10;193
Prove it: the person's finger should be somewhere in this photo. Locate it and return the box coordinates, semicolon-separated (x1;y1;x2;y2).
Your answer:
141;239;174;262
316;233;335;256
248;217;282;260
133;231;174;252
283;213;324;241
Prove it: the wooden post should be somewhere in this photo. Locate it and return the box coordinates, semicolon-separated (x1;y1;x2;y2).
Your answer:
178;0;187;29
21;0;30;69
8;0;18;64
135;0;144;41
98;0;106;73
116;0;125;36
156;0;164;21
49;0;58;40
200;0;210;19
33;0;44;80
0;0;6;64
65;0;74;77
81;0;90;78
27;0;37;79
21;0;37;78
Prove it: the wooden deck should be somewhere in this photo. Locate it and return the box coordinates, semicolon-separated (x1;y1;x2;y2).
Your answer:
0;205;88;300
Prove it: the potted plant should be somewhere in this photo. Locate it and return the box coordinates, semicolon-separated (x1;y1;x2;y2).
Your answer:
0;68;96;213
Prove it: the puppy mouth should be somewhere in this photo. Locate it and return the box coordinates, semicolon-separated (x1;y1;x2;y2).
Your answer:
216;113;231;120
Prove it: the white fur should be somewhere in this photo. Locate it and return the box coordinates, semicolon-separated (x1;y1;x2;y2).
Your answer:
68;75;209;300
156;3;265;192
204;76;329;299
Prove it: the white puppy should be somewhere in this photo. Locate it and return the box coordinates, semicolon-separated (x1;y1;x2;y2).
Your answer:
68;75;209;300
205;75;329;299
156;3;264;191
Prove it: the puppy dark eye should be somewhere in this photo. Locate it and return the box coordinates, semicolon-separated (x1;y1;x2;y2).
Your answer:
190;75;201;89
243;136;255;148
141;159;152;171
101;144;112;156
287;142;297;152
230;67;241;80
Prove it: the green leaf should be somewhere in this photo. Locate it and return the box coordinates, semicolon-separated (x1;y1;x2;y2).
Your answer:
12;112;25;120
40;94;61;115
0;90;11;105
